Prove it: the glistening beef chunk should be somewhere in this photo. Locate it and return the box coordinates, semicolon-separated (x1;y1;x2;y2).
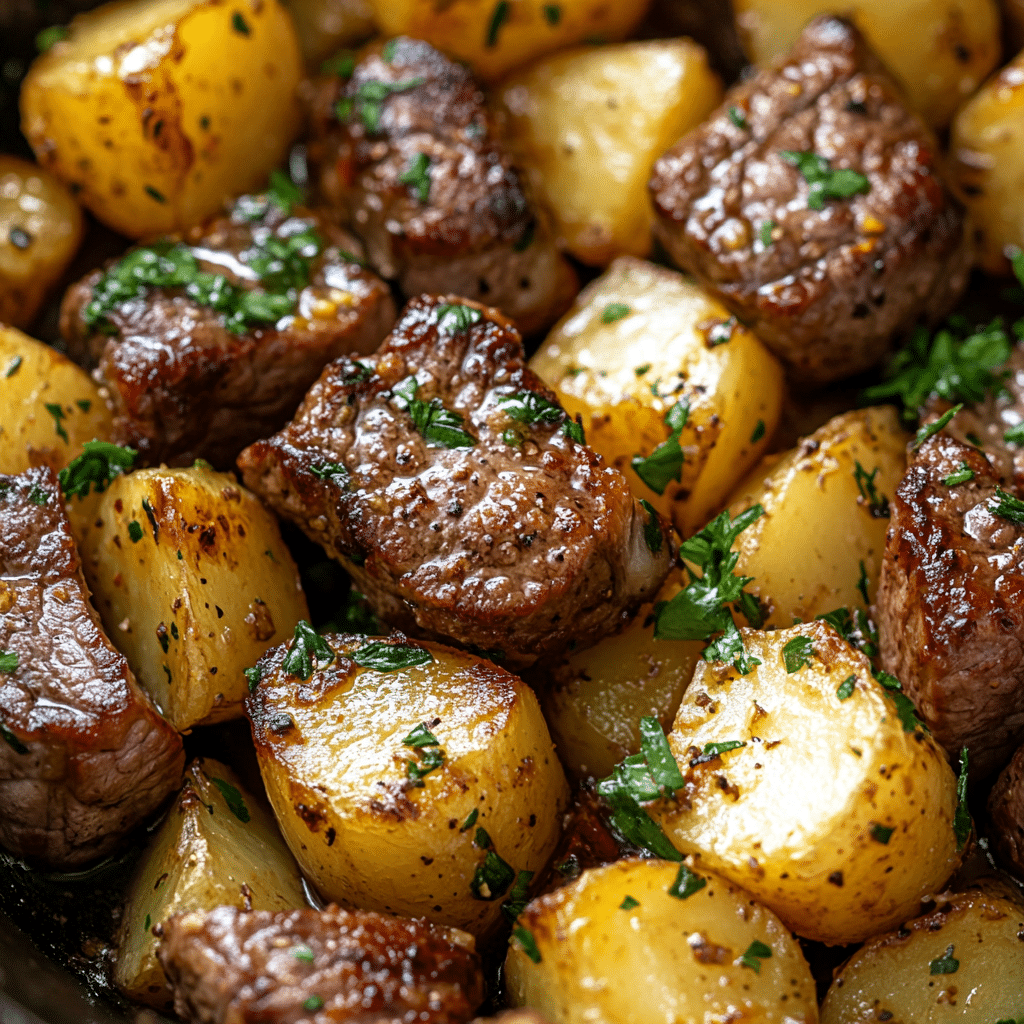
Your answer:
237;295;674;667
307;37;576;336
0;467;183;867
989;744;1024;880
158;904;484;1024
649;15;969;385
60;197;396;469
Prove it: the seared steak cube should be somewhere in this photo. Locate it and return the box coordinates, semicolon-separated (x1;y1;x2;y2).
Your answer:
649;16;969;385
989;743;1024;879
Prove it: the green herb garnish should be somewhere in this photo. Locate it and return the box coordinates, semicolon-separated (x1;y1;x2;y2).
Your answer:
45;403;68;443
870;823;893;844
127;520;143;543
336;77;425;134
211;777;250;823
498;391;564;426
639;499;663;554
632;399;689;496
399;152;432;204
471;849;516;900
619;895;639;910
353;641;433;672
780;150;870;210
543;4;561;25
911;404;963;450
943;462;975;486
739;940;772;973
601;302;631;324
929;944;959;975
758;221;774;247
5;355;22;378
837;675;856;701
953;746;971;850
36;25;69;52
486;1;509;46
283;620;335;680
244;666;261;692
501;869;535;922
436;302;482;333
874;669;927;732
728;106;748;130
392;376;476;448
853;461;890;517
231;11;250;35
750;419;766;443
0;719;28;756
513;925;541;963
782;635;814;672
668;864;706;900
293;946;315;963
303;995;324;1012
989;486;1024;524
0;651;18;673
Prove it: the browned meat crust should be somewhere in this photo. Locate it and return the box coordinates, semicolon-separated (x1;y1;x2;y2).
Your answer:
158;904;484;1024
60;205;396;469
649;15;970;385
306;37;576;336
989;743;1024;879
237;295;674;667
0;467;183;867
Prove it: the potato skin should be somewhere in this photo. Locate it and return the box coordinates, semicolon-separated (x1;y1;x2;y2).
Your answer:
20;0;302;238
821;882;1024;1021
727;407;909;626
497;41;721;266
732;0;1001;128
505;859;819;1024
74;465;309;731
650;621;962;945
0;324;114;476
114;757;306;1011
247;633;570;937
530;257;784;538
0;156;82;330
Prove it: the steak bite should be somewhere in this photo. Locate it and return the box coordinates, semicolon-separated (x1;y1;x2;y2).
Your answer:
237;295;674;667
989;743;1024;879
0;467;183;867
306;37;576;336
649;15;970;385
60;197;396;469
158;904;485;1024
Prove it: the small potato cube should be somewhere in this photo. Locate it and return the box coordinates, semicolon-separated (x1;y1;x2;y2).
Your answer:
497;40;721;266
367;0;651;83
246;633;570;936
74;465;309;731
114;757;306;1011
0;325;114;475
650;620;962;945
821;882;1024;1021
726;407;909;625
20;0;303;238
530;257;784;537
0;156;83;330
732;0;1001;128
951;49;1024;275
505;859;819;1024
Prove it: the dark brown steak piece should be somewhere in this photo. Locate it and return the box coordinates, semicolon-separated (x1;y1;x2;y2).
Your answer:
158;904;484;1024
306;37;576;336
60;201;395;469
989;743;1024;879
237;295;673;667
649;15;969;385
0;467;183;867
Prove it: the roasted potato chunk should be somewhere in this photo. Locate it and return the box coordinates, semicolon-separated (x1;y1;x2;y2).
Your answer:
530;257;784;537
246;633;570;936
732;0;1001;127
114;757;306;1011
821;882;1024;1021
0;325;114;476
727;407;909;626
0;155;83;330
367;0;651;83
74;465;309;731
505;859;819;1024
650;621;963;945
20;0;302;238
496;40;721;266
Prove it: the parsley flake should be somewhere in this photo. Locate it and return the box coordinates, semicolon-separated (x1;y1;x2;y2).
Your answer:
35;25;69;52
399;152;432;204
309;461;348;483
321;52;355;77
336;77;425;133
911;404;963;450
244;666;261;692
303;995;324;1012
471;849;516;900
928;944;959;975
283;620;335;680
780;150;870;210
293;946;315;963
0;718;27;756
501;868;534;922
943;462;975;487
837;675;856;701
857;560;870;605
0;651;18;673
782;635;814;672
870;823;894;844
758;221;775;247
561;416;585;444
392;376;476;449
601;302;631;324
632;400;688;495
231;11;250;35
353;642;433;672
436;303;482;333
45;403;68;443
486;1;509;47
402;723;441;748
461;809;479;831
728;106;749;130
596;774;682;860
5;355;22;377
513;925;541;963
619;895;640;910
211;778;250;823
668;864;706;900
27;485;48;507
498;391;564;427
853;461;890;517
750;419;766;443
989;486;1024;525
543;4;561;25
639;499;663;555
127;520;143;543
953;746;971;849
874;669;927;732
739;940;772;973
700;740;746;759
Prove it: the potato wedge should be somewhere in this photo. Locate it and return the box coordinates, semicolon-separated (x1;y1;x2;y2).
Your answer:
285;0;374;64
649;621;963;945
530;257;784;537
247;633;570;936
732;0;1001;128
496;40;721;266
951;49;1024;275
821;881;1024;1022
0;325;114;476
367;0;650;83
114;757;306;1011
534;570;704;781
0;155;83;330
505;859;819;1024
74;464;309;731
20;0;303;239
727;407;909;626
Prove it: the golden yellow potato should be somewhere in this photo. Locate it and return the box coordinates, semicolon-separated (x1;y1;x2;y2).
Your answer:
285;0;374;64
727;407;909;626
0;325;114;476
20;0;303;239
530;257;784;537
74;465;309;731
822;882;1024;1022
114;757;306;1011
0;155;83;330
497;40;721;266
505;859;819;1024
534;570;704;781
732;0;1001;128
951;49;1024;275
247;633;570;936
650;621;963;945
368;0;651;83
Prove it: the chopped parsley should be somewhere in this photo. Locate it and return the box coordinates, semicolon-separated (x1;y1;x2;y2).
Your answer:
782;635;814;672
45;403;68;443
1005;422;1024;444
144;185;166;203
561;416;585;444
436;302;482;333
231;11;250;35
543;4;561;25
303;995;324;1012
928;944;959;975
780;150;870;210
739;940;772;973
513;925;541;963
639;499;663;554
309;461;348;484
27;485;48;507
631;399;688;495
601;302;631;324
211;777;250;823
402;723;440;747
0;651;18;673
874;669;927;732
353;641;433;672
5;355;22;378
335;77;425;134
35;25;69;52
399;152;432;204
392;376;476;448
870;823;894;844
0;719;27;756
727;106;748;130
283;620;335;680
498;391;564;426
943;461;975;487
619;895;640;910
837;675;856;701
596;772;682;860
292;946;315;963
471;848;516;900
989;486;1024;525
599;718;683;804
461;809;478;831
750;419;765;443
857;560;870;605
501;869;535;922
486;1;510;46
853;461;890;517
668;864;706;900
953;746;971;849
321;52;355;77
634;363;651;376
758;221;774;247
699;740;746;759
127;520;144;543
911;404;963;450
244;666;261;692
